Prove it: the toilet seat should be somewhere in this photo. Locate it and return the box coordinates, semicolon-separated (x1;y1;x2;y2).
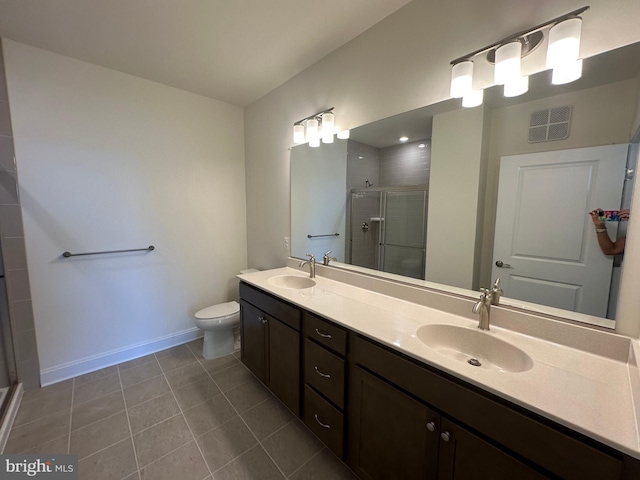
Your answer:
195;301;239;320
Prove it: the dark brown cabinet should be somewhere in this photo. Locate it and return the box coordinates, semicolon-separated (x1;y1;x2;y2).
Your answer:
239;283;301;415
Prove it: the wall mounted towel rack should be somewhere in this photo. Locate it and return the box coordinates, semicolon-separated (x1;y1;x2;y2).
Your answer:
307;233;340;239
62;245;155;258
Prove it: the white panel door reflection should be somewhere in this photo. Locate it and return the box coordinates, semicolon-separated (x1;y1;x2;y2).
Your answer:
492;144;628;317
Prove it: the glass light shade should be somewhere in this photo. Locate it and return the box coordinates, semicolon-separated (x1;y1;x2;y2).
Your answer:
322;112;334;132
552;59;583;84
306;118;319;141
450;61;473;98
337;130;350;139
504;75;529;97
309;136;321;147
322;130;334;143
462;89;483;108
494;41;522;85
293;124;305;144
546;17;582;68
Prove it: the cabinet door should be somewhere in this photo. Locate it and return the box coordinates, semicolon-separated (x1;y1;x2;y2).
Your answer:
348;366;439;480
437;417;549;480
268;317;301;416
240;300;267;383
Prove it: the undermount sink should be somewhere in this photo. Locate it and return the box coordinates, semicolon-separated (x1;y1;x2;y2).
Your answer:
416;324;533;373
267;275;316;290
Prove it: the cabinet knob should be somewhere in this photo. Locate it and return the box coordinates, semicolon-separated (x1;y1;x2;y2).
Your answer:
440;431;451;442
259;316;268;325
314;366;331;378
314;328;332;339
314;413;331;429
426;421;436;432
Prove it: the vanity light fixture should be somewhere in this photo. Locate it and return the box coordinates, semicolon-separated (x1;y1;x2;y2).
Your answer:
449;6;588;108
292;108;339;146
337;130;350;139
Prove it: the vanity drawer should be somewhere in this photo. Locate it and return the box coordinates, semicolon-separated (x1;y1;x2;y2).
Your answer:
304;338;345;408
240;282;301;330
304;385;345;459
304;312;347;356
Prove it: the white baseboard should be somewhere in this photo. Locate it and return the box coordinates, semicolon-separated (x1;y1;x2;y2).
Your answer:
40;327;203;387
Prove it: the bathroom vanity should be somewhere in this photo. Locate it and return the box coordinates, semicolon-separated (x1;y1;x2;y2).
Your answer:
238;267;640;480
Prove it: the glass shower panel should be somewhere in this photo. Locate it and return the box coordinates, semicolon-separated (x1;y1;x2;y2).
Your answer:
381;190;427;279
350;190;381;271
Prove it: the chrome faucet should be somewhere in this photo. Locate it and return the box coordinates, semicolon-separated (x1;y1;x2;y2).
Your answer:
323;250;337;266
472;288;493;331
299;253;316;278
491;278;503;306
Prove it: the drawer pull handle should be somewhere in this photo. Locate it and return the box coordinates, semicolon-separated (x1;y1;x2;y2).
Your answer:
314;366;331;379
314;413;331;429
441;431;451;442
315;328;332;339
426;421;435;432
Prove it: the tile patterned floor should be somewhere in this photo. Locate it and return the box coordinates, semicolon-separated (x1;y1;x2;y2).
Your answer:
4;339;358;480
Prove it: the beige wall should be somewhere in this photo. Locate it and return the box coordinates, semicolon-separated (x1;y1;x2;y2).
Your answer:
4;40;247;382
244;0;640;336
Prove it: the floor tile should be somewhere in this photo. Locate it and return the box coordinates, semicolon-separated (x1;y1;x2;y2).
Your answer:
241;397;294;440
118;354;156;371
14;387;72;427
133;414;193;468
226;377;272;413
128;392;180;434
209;362;254;392
262;420;323;476
289;448;358;480
182;394;237;437
198;352;240;374
123;375;171;408
119;360;162;388
172;376;221;411
71;390;125;431
74;365;118;386
5;409;70;454
139;440;209;480
21;379;73;403
213;444;284;480
155;344;196;372
73;372;122;406
197;416;257;472
78;437;138;480
23;433;69;455
164;362;209;390
70;411;130;460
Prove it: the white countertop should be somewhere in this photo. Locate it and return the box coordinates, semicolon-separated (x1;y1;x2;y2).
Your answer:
238;267;640;459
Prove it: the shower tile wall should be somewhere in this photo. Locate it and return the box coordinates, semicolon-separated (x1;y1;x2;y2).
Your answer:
379;140;430;187
346;141;380;268
0;38;40;389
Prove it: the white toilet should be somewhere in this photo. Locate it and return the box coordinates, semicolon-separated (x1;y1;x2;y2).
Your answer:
194;269;258;359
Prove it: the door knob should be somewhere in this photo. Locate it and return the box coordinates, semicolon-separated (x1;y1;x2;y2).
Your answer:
495;260;511;268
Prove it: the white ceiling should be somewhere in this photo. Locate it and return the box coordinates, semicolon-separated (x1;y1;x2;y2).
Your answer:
0;0;411;107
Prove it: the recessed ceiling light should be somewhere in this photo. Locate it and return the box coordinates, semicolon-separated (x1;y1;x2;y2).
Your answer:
418;143;426;148
399;136;409;142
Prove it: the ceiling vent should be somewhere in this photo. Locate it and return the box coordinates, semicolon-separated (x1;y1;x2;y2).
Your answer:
528;105;572;143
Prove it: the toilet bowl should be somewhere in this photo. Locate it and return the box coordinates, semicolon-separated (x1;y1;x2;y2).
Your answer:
194;268;259;359
194;301;240;359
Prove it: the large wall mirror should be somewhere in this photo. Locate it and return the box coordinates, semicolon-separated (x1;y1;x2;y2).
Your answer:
291;41;640;329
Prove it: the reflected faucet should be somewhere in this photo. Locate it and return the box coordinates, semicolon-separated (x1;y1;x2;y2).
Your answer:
473;288;493;331
323;250;337;266
299;253;316;278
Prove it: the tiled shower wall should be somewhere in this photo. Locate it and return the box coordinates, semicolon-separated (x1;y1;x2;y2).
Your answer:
346;139;431;273
0;38;40;390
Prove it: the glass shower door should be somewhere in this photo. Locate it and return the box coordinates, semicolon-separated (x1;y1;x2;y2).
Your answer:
349;190;381;271
380;190;427;279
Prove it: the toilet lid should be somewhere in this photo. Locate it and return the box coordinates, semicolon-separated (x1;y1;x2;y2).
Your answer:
195;301;239;319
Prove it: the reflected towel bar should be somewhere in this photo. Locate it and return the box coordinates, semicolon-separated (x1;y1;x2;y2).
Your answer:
62;245;155;258
307;233;340;239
